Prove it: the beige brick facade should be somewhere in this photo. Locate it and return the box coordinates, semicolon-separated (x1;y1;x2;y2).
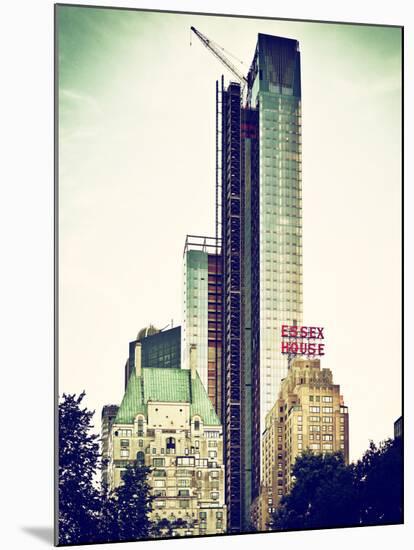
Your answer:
256;357;349;531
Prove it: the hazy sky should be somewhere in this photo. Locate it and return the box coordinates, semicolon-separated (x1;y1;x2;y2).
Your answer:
57;5;402;463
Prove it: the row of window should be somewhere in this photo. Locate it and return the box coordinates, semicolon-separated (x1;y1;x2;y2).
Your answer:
310;395;333;402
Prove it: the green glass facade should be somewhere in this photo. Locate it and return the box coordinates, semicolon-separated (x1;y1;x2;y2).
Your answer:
248;35;303;432
182;236;223;419
220;34;303;531
125;327;181;388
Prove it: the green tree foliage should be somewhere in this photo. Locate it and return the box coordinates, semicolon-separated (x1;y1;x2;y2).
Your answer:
101;461;154;542
59;392;161;544
271;451;359;531
271;438;403;532
58;392;101;545
355;438;403;525
150;517;192;538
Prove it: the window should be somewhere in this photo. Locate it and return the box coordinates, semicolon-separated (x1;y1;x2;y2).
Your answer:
166;437;176;454
177;457;195;466
309;425;320;432
322;407;333;413
310;406;320;413
322;396;333;403
136;451;145;467
211;491;219;500
322;443;333;450
153;458;165;467
178;478;190;487
137;418;144;437
155;500;166;509
322;434;333;441
199;512;207;519
323;416;333;423
205;431;219;438
310;443;320;450
194;420;200;431
120;439;129;448
120;449;129;458
309;416;320;422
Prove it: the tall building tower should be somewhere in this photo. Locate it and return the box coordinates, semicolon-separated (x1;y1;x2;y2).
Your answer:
182;235;223;420
254;358;349;530
220;34;302;531
124;325;181;389
101;404;120;489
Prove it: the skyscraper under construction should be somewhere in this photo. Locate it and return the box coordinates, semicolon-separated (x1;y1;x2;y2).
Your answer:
218;34;303;531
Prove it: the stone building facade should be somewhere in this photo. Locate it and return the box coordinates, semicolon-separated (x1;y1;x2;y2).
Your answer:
254;357;349;531
108;344;227;536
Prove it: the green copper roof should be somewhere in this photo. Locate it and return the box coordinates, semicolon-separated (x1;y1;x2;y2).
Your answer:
143;368;190;403
115;368;220;426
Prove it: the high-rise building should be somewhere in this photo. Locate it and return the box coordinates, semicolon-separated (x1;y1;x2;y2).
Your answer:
254;357;349;530
394;416;403;439
124;325;181;389
219;34;303;530
101;404;120;489
182;235;223;420
108;347;227;536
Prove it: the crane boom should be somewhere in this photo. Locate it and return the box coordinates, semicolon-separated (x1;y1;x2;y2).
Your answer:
190;26;248;87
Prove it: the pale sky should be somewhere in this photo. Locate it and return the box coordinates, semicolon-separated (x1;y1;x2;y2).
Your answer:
57;5;402;463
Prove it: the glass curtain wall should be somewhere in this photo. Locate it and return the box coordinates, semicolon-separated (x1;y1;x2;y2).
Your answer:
249;34;303;436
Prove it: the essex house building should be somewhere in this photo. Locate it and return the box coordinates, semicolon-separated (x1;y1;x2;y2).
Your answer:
108;345;227;536
253;357;349;530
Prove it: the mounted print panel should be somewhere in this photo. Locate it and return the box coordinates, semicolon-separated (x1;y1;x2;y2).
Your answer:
55;3;403;546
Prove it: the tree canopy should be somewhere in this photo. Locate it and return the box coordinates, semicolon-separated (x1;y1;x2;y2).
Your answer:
271;451;359;531
58;392;101;545
271;439;403;532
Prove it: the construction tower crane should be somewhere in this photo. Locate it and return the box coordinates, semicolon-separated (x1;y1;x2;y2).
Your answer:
190;26;248;90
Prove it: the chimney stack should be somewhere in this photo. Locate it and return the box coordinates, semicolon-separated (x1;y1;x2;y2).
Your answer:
190;344;197;380
135;342;142;378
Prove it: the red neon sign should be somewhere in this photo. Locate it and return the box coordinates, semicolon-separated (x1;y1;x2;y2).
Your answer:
281;325;325;357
